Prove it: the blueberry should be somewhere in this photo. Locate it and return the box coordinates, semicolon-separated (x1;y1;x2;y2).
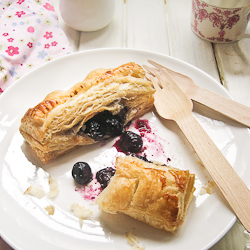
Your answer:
96;167;116;189
84;118;104;140
105;117;124;136
119;131;143;153
83;108;127;141
72;162;93;185
87;120;101;133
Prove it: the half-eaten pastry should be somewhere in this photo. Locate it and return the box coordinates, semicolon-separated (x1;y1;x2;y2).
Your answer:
96;156;195;233
19;63;155;163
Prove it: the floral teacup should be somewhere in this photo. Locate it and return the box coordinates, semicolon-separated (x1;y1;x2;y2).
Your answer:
191;0;250;43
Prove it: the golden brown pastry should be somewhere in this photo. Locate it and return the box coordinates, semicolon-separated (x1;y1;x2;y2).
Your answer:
19;63;155;163
96;156;195;233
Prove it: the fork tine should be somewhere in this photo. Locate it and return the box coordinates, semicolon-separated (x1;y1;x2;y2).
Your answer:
145;72;153;81
145;72;162;92
161;68;180;88
148;59;169;71
148;59;166;71
143;64;158;77
145;64;193;110
146;62;178;89
145;72;153;82
143;65;165;88
148;60;177;78
147;60;184;89
146;63;189;96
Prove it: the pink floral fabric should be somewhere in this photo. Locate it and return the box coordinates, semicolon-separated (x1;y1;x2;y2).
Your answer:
0;0;72;93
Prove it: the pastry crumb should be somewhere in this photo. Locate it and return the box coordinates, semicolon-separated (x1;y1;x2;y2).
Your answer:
125;231;145;250
45;205;55;215
24;175;59;199
199;181;215;195
71;203;93;227
47;175;59;198
205;181;215;194
24;185;46;199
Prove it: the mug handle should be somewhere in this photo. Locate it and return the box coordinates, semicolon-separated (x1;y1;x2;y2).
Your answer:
240;34;250;39
241;6;250;38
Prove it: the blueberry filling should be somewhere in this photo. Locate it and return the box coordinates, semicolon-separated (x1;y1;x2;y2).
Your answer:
130;153;152;163
96;167;116;189
81;107;128;141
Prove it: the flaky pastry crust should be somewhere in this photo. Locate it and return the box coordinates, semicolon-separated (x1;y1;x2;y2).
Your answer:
96;156;195;233
19;62;155;163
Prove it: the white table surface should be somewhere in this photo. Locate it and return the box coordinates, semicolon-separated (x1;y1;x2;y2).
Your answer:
2;0;250;249
53;0;250;249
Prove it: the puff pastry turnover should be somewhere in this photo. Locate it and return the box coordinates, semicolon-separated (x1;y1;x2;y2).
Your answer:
19;63;155;163
96;156;195;233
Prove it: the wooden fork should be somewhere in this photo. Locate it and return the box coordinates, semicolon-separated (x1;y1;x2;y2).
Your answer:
144;64;250;232
148;59;250;128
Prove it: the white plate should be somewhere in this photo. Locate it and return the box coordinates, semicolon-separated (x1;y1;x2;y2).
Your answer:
1;48;250;250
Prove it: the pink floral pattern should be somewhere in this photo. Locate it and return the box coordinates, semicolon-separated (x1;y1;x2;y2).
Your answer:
5;46;19;56
44;3;54;11
43;31;53;39
0;0;72;93
192;0;241;42
15;10;25;17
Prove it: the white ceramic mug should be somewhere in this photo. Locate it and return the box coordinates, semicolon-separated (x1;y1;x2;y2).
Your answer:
191;0;250;43
59;0;115;32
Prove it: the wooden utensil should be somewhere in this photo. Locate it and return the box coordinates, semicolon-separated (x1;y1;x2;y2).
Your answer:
144;64;250;232
148;59;250;128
